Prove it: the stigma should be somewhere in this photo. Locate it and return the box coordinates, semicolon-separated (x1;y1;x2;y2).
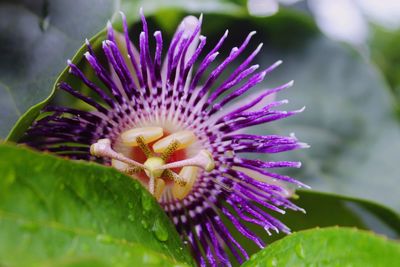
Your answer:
90;127;215;200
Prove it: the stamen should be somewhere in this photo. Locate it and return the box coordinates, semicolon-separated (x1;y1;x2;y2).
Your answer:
90;139;144;168
121;127;163;146
164;169;187;186
159;149;215;171
92;132;208;200
136;136;153;158
126;167;144;175
112;159;143;175
160;140;179;161
172;166;198;200
152;130;196;153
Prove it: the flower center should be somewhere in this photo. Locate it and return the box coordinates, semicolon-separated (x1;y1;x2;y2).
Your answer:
90;127;215;200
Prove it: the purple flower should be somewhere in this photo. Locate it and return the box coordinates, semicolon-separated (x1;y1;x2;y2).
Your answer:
22;10;309;266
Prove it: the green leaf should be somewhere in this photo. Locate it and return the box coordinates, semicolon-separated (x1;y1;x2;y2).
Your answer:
0;143;194;267
0;0;118;140
287;191;400;237
241;227;400;267
226;190;400;266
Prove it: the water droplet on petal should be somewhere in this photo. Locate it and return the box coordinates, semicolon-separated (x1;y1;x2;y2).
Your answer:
142;252;161;264
81;243;90;252
96;234;113;244
295;243;305;259
59;183;65;190
152;218;169;242
267;257;278;267
141;219;149;229
33;164;44;172
4;169;16;184
19;221;39;233
1;169;16;194
250;252;258;261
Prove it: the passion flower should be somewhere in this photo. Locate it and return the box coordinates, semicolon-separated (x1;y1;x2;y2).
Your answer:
22;10;309;266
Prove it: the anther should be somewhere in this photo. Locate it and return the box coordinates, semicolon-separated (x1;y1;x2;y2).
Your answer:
121;127;163;146
126;167;144;175
112;159;143;175
164;169;187;186
152;130;196;153
160;140;179;161
90;139;144;168
172;166;198;200
136;136;153;158
159;149;215;172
